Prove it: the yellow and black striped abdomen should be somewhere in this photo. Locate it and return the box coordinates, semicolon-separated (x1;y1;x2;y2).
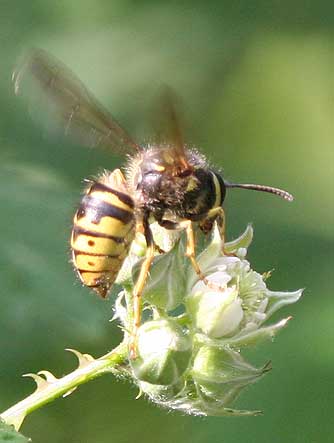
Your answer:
71;169;135;298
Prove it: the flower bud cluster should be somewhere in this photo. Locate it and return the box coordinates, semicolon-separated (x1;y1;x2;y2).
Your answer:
115;224;302;416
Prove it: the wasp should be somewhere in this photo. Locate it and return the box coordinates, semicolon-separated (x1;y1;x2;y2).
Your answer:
13;49;293;358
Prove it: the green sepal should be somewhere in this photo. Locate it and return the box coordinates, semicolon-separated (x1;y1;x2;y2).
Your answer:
195;317;292;348
132;241;187;311
192;345;271;406
224;224;254;254
265;289;303;319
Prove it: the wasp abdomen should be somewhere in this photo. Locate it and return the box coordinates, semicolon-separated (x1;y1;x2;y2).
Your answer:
71;169;135;298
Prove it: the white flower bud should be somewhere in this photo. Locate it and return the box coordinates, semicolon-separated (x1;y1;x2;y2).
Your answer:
187;274;243;338
130;318;192;386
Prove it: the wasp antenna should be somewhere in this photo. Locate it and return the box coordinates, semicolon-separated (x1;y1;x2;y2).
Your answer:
224;182;294;202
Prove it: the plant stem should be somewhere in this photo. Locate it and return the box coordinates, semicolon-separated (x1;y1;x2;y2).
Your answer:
0;342;128;431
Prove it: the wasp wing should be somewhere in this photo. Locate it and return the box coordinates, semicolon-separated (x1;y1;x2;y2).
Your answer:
153;86;189;171
13;48;140;155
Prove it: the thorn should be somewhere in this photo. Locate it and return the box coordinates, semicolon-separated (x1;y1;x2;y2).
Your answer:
63;387;78;398
22;373;48;390
65;348;95;368
82;353;95;361
37;370;58;382
135;387;143;400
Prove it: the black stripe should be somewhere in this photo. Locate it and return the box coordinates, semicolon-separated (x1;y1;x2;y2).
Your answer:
78;195;134;224
91;182;134;208
72;226;126;242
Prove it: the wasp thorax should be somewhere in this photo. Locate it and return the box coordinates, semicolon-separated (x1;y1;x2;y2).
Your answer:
127;145;226;221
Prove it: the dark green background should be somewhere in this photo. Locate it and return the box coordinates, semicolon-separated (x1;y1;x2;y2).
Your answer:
0;2;333;442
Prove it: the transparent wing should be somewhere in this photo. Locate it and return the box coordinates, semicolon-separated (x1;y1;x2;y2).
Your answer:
153;86;189;170
12;48;140;155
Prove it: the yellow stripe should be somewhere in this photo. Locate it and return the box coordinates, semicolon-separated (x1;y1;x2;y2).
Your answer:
74;254;124;271
211;171;221;209
73;215;134;237
88;190;133;212
71;234;127;256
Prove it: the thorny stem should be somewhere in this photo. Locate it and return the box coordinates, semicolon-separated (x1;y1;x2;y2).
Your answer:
0;342;128;431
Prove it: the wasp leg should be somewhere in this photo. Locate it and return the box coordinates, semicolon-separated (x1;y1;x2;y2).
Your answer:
136;221;164;254
129;214;155;360
158;218;225;292
199;206;225;240
180;219;227;291
153;243;165;254
199;207;234;256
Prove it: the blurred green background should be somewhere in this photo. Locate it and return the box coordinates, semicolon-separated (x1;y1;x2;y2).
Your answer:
0;1;333;442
